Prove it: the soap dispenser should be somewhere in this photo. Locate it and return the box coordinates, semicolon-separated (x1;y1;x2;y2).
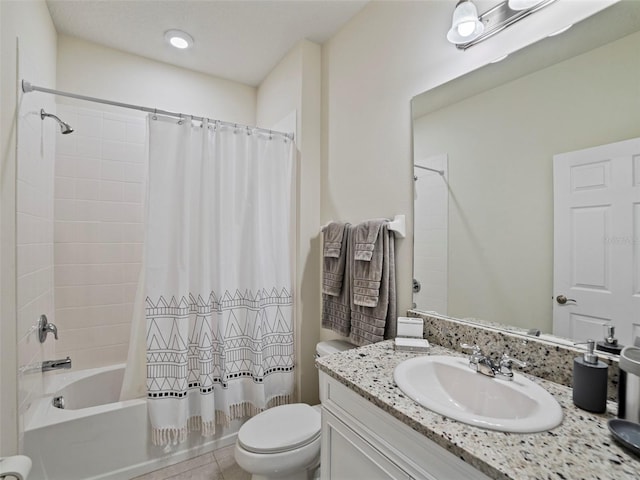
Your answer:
573;339;608;413
596;325;623;355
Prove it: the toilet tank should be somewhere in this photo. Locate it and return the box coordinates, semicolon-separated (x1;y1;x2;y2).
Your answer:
316;340;355;357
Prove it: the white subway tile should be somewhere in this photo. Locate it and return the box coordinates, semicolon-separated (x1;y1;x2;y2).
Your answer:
99;180;123;202
56;131;76;156
103;118;127;142
76;135;101;159
122;182;144;203
55;177;75;199
74;157;101;180
55;343;129;370
75;112;102;138
122;223;145;243
123;263;142;283
122;243;143;263
123;162;145;183
74;200;100;222
123;143;146;165
100;159;125;182
55;155;77;178
102;140;126;162
97;222;123;243
126;122;146;144
75;179;100;200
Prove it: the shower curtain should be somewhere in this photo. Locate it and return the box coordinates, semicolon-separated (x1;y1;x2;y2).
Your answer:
143;116;295;446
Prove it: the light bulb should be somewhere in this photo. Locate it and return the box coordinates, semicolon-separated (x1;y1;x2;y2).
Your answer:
457;21;477;37
164;30;194;50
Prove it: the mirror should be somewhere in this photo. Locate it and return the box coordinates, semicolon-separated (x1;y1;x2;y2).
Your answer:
411;0;640;341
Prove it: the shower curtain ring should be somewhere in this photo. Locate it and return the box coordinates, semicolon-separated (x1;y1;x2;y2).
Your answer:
177;114;183;125
152;109;157;120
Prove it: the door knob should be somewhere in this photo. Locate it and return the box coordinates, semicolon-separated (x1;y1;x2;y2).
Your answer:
556;295;577;305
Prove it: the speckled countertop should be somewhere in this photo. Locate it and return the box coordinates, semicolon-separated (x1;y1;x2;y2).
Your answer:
316;340;639;480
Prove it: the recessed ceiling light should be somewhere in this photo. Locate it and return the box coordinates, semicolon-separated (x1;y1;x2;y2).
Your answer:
165;29;193;49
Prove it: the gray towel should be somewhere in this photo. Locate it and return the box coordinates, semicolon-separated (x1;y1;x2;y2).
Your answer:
349;224;396;346
322;222;349;296
323;222;346;258
322;226;352;337
352;219;387;307
353;219;385;261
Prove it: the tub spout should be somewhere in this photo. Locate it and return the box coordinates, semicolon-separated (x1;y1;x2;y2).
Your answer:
42;357;72;372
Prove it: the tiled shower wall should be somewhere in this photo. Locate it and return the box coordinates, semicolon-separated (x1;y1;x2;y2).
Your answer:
53;105;146;369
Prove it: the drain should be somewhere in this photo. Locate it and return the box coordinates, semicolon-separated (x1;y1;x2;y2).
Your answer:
52;395;65;409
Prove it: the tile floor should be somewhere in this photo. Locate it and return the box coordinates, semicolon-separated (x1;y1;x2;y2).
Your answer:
131;444;250;480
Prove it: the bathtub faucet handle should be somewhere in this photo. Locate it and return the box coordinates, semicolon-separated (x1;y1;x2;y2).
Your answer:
38;314;58;342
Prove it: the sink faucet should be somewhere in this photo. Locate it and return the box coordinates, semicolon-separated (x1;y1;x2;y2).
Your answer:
42;357;72;372
460;344;527;381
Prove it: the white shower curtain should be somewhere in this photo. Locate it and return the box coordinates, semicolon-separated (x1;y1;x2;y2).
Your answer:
144;116;295;446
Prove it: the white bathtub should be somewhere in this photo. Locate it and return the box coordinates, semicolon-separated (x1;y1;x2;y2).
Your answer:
24;364;240;480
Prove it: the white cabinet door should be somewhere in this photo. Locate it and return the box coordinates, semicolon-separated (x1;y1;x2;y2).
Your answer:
553;137;640;345
321;410;410;480
319;373;491;480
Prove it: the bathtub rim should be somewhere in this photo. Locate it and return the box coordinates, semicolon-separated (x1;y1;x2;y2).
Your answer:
26;363;145;431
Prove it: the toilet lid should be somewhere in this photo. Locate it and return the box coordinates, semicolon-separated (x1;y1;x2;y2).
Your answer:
238;403;321;454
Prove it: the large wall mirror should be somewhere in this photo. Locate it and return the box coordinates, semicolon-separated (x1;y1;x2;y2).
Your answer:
411;0;640;345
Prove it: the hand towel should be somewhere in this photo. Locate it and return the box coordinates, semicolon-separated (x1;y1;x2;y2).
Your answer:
353;219;385;261
322;222;349;296
323;222;346;258
352;219;387;307
349;224;397;346
322;225;352;337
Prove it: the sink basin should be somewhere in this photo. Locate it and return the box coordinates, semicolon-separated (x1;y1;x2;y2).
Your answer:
393;355;563;433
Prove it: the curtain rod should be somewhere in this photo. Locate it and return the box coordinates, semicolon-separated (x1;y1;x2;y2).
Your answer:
21;80;295;141
414;164;444;176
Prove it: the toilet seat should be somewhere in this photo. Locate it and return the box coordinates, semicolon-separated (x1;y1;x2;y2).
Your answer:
238;403;321;454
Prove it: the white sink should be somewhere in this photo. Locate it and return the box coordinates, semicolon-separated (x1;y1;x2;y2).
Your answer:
393;355;563;433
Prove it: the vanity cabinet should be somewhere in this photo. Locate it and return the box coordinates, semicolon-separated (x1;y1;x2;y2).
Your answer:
319;372;491;480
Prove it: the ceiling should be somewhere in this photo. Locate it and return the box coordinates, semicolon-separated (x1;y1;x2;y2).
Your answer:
46;0;369;87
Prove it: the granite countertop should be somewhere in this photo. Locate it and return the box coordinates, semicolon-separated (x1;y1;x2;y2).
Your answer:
316;340;639;480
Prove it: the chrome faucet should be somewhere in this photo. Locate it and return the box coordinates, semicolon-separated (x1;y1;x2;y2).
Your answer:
42;357;72;372
38;314;59;342
460;344;527;381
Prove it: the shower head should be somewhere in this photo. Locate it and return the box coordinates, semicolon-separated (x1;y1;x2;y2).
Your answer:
40;108;74;134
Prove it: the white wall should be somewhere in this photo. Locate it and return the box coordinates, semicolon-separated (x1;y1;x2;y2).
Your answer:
320;0;617;327
257;39;322;405
57;35;256;125
0;0;57;456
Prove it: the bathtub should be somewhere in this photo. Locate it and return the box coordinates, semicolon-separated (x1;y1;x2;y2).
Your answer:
24;364;240;480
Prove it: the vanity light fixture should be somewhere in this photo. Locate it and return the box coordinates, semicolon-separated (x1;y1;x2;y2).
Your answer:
447;0;485;45
165;29;194;49
508;0;544;11
447;0;557;50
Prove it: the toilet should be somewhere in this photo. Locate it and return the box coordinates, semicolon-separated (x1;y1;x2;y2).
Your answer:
234;340;355;480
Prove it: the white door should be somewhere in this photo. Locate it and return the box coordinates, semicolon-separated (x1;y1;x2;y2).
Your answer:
553;137;640;346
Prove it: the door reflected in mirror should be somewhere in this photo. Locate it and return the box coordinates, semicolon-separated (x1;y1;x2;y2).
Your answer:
411;0;640;344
